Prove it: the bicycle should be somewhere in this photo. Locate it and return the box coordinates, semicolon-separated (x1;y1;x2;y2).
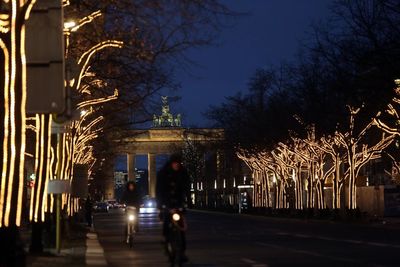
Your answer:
165;208;187;267
125;206;137;248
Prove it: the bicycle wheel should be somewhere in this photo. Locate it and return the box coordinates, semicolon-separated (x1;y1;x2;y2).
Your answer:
128;225;134;248
129;235;134;248
168;227;183;266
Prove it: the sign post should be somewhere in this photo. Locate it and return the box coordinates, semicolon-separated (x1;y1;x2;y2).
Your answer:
48;179;70;253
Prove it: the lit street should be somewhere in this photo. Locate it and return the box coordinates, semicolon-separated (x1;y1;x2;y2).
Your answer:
94;210;400;267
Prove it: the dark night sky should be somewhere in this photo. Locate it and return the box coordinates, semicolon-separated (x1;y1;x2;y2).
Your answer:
118;0;333;170
173;0;333;127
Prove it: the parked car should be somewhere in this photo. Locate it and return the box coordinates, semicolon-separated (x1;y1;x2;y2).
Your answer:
93;202;109;213
107;200;117;209
115;202;126;209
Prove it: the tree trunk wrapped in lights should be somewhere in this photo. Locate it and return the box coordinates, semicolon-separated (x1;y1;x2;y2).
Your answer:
237;105;395;212
50;8;123;215
28;114;51;223
318;135;346;209
292;133;336;210
271;146;297;209
335;107;395;210
259;153;281;209
20;6;121;222
0;0;36;265
0;0;35;229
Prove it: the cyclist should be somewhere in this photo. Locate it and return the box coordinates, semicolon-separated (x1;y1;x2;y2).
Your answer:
156;154;191;262
122;181;141;232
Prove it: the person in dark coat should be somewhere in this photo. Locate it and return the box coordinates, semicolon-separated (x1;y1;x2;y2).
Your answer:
85;196;93;227
156;154;191;261
121;181;141;231
122;181;141;207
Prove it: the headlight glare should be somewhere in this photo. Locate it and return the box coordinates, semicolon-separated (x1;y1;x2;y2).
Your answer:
172;213;180;221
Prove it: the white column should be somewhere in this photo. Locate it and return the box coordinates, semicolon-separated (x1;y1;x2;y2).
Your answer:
127;153;136;182
148;153;157;197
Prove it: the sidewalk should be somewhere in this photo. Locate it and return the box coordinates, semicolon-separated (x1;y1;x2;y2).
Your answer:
22;221;108;267
26;229;108;267
26;247;86;267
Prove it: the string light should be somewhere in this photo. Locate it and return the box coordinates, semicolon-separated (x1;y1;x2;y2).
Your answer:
76;89;118;109
237;106;395;211
1;0;36;227
41;9;124;217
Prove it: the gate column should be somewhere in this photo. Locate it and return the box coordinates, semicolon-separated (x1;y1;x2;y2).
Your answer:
148;153;157;197
127;153;136;181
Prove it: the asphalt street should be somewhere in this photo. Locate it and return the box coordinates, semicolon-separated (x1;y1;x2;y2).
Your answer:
93;209;400;267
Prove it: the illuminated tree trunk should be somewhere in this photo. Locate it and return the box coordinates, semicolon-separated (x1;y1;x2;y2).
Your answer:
332;156;341;209
252;171;257;207
0;1;36;265
0;0;34;228
29;114;51;252
296;165;303;210
347;145;357;210
315;180;324;209
260;171;267;208
252;168;263;208
306;163;315;209
264;170;271;208
273;180;278;209
29;114;51;222
276;180;282;208
278;179;286;209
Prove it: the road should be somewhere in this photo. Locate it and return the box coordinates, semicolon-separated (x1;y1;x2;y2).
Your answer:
93;209;400;267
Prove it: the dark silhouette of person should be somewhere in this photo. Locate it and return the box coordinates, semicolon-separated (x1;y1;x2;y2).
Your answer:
85;196;93;227
122;181;141;207
156;154;191;261
121;181;141;231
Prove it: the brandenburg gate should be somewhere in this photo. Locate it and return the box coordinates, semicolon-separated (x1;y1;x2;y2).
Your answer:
112;97;224;198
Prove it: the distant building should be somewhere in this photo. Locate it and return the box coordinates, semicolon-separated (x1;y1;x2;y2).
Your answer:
114;170;128;200
115;171;128;186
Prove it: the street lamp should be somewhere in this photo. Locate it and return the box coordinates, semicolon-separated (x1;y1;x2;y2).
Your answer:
64;20;77;30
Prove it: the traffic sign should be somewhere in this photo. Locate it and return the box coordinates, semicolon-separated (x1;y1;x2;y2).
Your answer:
26;0;65;114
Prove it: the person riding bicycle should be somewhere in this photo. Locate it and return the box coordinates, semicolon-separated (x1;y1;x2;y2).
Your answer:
122;181;141;231
156;154;191;262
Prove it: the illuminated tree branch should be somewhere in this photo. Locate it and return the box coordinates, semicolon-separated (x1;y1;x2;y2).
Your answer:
76;89;118;109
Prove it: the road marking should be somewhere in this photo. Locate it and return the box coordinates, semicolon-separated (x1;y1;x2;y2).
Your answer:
294;233;311;238
241;258;269;267
241;258;257;264
275;231;400;248
255;242;359;264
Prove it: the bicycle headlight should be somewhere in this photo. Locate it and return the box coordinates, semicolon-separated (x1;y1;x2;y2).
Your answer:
128;214;135;221
172;213;180;221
